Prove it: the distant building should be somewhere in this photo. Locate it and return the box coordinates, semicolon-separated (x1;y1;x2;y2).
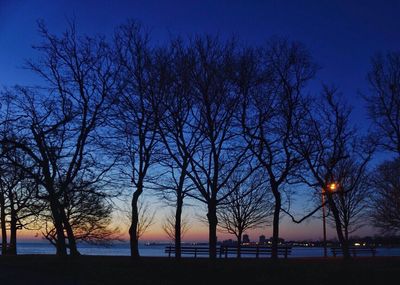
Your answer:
243;234;250;244
269;237;285;244
221;239;237;246
259;235;266;244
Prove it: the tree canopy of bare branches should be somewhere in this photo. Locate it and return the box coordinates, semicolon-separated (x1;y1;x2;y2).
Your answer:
295;87;374;259
111;21;168;258
365;52;400;156
0;19;393;261
0;21;118;256
241;39;317;259
218;171;273;257
162;210;190;242
327;159;372;241
370;158;400;235
184;37;256;259
153;40;201;258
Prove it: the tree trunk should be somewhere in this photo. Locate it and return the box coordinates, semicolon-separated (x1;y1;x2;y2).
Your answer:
328;196;351;259
344;226;349;243
271;188;281;260
174;162;188;260
236;232;242;258
8;200;17;255
207;201;218;260
175;194;183;259
129;187;142;259
0;194;7;255
49;199;67;256
59;206;80;256
64;222;80;256
343;218;350;244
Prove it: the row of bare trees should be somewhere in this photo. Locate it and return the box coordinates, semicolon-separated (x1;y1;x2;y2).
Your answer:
1;20;399;260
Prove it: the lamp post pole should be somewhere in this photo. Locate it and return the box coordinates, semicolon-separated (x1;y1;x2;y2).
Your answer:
322;182;338;258
322;187;327;258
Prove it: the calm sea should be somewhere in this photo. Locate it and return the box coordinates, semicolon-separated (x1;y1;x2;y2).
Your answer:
15;243;400;257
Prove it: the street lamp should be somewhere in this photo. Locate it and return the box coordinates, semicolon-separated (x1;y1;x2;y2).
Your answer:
322;182;338;258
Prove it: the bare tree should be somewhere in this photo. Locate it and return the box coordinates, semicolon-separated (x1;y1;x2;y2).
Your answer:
155;40;201;258
162;210;191;242
295;87;374;259
0;160;42;255
185;37;255;259
1;21;118;256
328;159;372;241
41;181;117;247
122;198;156;240
365;52;400;156
241;39;317;259
370;158;400;234
136;200;156;239
0;93;44;255
218;172;273;257
112;21;166;258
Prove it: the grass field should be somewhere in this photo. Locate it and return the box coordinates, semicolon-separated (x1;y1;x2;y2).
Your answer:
0;255;399;285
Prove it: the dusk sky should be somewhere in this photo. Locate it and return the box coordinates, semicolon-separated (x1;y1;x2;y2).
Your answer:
1;0;399;242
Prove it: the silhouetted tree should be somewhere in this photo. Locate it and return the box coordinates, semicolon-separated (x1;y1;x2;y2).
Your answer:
41;181;117;247
123;198;156;240
112;21;165;258
1;21;118;256
154;40;201;258
136;199;156;239
370;158;400;234
327;159;372;242
185;37;254;259
295;88;374;259
241;39;316;259
0;93;44;255
365;52;400;156
218;172;273;257
0;159;42;255
162;210;190;242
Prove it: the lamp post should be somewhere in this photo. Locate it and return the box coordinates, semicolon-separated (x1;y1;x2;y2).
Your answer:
322;182;338;258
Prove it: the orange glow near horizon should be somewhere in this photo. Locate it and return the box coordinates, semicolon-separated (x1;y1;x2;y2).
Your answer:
9;217;348;243
6;208;375;243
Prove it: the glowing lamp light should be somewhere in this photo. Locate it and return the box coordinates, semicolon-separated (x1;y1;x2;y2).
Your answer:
328;182;338;192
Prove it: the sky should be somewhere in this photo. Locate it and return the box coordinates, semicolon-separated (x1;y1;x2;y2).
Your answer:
1;0;400;243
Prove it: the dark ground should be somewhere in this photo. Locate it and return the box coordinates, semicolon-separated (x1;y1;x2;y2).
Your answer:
0;255;399;285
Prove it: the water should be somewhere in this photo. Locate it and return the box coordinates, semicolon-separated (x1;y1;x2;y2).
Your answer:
15;243;400;257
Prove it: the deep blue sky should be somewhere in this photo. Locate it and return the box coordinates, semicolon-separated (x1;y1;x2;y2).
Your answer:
1;0;400;116
1;0;399;240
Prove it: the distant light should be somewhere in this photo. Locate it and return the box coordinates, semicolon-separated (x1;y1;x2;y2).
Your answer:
354;242;361;246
